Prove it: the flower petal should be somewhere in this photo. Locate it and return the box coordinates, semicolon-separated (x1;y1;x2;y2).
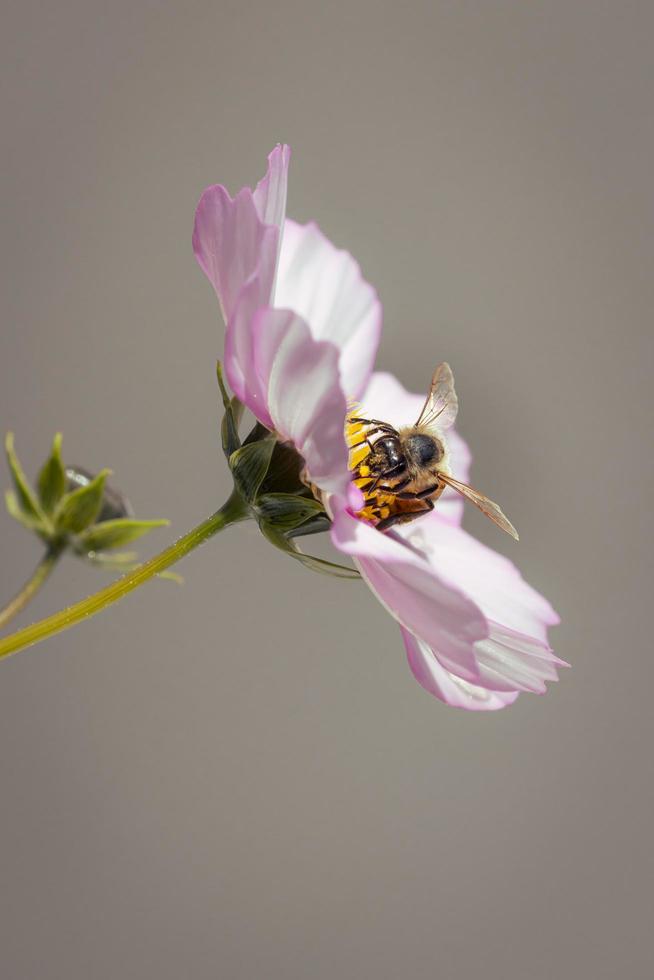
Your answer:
252;144;291;231
473;625;565;694
402;629;520;710
330;506;488;683
192;145;289;335
399;518;559;641
247;308;351;497
359;371;471;524
396;518;564;693
193;184;278;325
275;220;382;400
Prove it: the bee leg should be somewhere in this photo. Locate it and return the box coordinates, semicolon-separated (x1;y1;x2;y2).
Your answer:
349;430;384;451
367;463;408;494
376;499;433;532
396;483;440;500
349;418;397;432
376;477;412;493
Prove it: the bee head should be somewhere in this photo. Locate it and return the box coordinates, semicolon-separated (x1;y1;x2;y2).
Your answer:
405;432;443;468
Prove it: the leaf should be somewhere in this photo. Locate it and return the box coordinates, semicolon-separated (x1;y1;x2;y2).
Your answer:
55;469;110;534
286;513;333;539
37;433;66;514
255;492;325;532
292;552;362;580
77;518;170;553
82;549;139;565
5;490;45;533
260;522;361;579
5;432;46;525
217;361;244;457
229;439;275;503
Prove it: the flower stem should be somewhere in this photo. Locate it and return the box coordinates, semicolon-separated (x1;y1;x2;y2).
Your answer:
0;492;249;663
0;544;64;631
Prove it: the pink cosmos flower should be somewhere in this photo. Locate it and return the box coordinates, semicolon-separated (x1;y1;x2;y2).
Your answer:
193;146;564;710
193;145;380;501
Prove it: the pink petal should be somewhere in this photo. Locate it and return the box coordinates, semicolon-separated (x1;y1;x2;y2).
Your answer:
275;220;382;401
193;185;277;324
399;518;559;641
193;148;292;407
396;518;564;693
359;371;471;525
402;629;520;711
473;625;565;694
246;308;351;497
223;261;278;413
330;507;488;684
252;144;291;231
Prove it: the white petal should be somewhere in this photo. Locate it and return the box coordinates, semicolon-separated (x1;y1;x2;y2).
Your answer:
252;144;290;231
396;518;565;693
331;506;488;684
402;629;520;711
473;624;566;694
275;220;381;400
399;518;559;642
251;308;351;497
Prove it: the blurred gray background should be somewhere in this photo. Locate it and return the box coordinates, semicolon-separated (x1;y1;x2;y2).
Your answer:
1;2;652;978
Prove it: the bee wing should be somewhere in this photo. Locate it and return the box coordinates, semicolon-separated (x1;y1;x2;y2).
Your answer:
415;362;458;430
438;473;519;540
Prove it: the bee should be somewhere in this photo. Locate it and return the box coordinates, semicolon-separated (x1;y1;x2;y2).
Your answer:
347;362;519;538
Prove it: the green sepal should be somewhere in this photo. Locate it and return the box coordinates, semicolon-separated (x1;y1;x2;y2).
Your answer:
217;362;244;457
286;513;333;539
229;439;275;503
260;522;361;579
83;549;139;565
242;421;271;446
37;432;66;514
5;490;46;533
255;492;325;532
5;433;47;526
54;468;110;534
258;440;306;496
77;518;169;553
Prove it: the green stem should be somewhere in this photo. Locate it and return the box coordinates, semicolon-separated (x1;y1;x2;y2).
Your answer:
0;492;248;663
0;545;64;631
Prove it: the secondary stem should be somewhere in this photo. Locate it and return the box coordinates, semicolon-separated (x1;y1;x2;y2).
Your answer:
0;545;63;631
0;492;248;663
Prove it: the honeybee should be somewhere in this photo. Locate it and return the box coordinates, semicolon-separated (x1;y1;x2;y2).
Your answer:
347;362;519;538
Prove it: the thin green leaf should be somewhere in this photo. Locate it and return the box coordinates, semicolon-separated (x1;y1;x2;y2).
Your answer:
286;513;333;539
229;439;275;503
37;433;65;513
217;361;244;457
78;518;169;553
82;550;139;565
55;469;110;534
293;552;362;580
5;432;46;523
5;490;46;533
260;523;361;579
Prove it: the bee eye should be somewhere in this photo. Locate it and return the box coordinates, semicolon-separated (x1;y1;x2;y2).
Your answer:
408;434;442;466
